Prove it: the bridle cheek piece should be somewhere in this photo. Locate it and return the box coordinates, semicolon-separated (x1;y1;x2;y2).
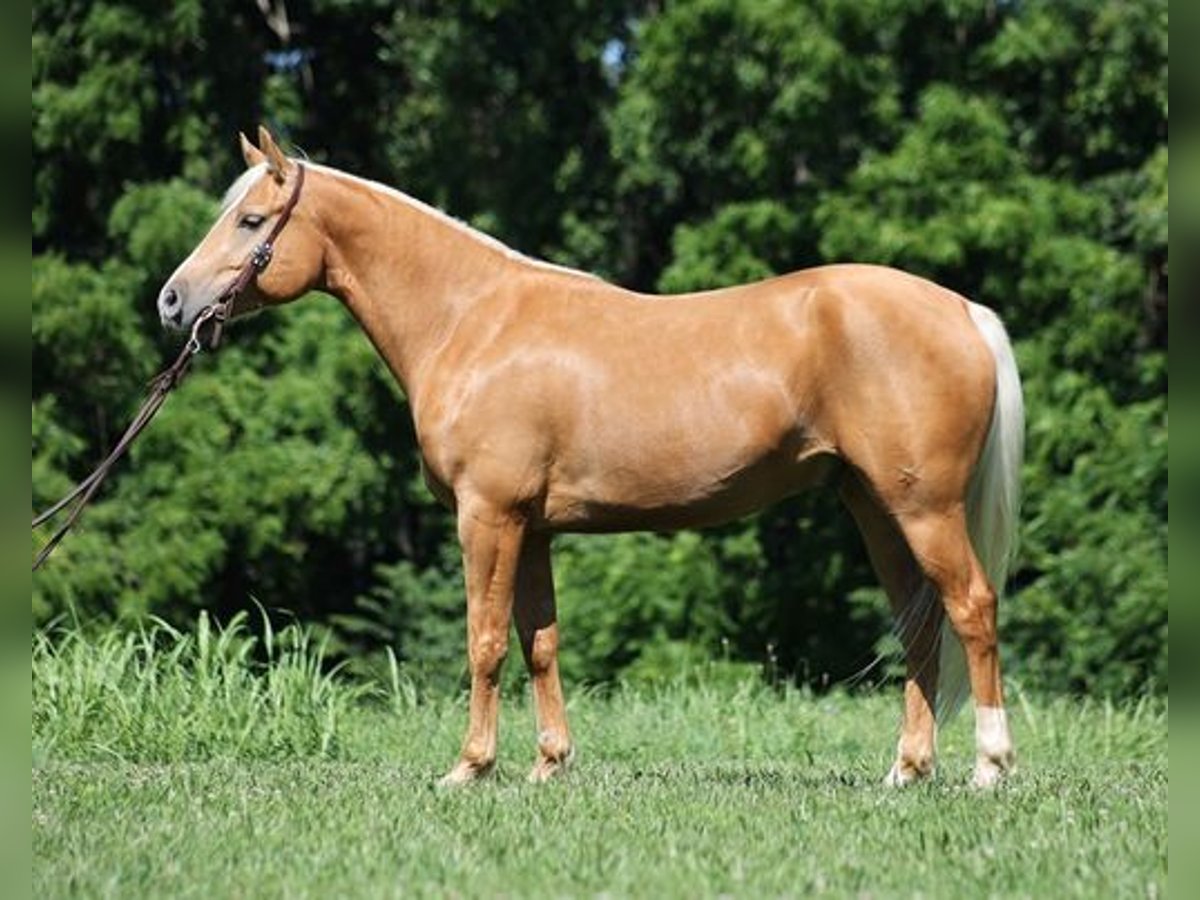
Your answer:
31;163;307;570
203;163;306;350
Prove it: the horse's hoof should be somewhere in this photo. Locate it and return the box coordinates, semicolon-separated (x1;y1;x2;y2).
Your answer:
971;754;1015;789
528;747;574;784
884;758;933;788
438;759;494;788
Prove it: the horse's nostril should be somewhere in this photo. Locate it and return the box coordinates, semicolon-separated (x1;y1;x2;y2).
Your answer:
159;288;185;327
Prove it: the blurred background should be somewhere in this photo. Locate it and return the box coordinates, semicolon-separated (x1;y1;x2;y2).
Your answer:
32;0;1167;700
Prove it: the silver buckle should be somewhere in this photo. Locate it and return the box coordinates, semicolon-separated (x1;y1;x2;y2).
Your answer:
251;242;274;271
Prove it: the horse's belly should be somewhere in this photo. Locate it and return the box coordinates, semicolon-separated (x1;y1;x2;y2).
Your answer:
540;439;838;532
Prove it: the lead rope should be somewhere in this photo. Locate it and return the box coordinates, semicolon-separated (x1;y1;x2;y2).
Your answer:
32;164;306;571
32;305;224;570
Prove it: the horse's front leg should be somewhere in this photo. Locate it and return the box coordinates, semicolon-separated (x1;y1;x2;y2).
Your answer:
514;532;573;782
440;502;524;786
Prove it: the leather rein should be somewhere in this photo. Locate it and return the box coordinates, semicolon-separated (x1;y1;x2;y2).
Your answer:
32;163;307;571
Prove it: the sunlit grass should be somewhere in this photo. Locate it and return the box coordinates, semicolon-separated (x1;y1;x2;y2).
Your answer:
33;611;374;762
33;619;1167;898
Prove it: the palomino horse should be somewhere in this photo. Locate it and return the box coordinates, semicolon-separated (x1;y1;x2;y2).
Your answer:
160;128;1023;787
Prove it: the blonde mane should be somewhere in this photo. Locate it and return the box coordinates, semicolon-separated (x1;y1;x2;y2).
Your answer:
309;162;599;281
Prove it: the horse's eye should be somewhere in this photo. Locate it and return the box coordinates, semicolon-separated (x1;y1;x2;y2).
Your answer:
238;213;265;230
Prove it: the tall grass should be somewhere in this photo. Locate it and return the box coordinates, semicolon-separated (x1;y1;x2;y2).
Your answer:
33;617;1167;898
33;612;384;762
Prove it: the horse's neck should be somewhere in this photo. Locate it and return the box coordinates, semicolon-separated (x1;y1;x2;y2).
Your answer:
313;167;515;392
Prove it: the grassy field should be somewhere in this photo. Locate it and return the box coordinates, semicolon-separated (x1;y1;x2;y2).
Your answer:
33;617;1167;898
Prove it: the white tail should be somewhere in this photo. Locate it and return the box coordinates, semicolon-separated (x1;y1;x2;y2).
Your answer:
935;302;1025;720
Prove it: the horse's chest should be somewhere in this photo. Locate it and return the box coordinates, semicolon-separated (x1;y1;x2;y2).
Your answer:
418;455;456;509
412;397;547;510
408;395;463;506
413;418;466;507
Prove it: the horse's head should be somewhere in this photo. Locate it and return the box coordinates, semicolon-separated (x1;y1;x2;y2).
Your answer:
157;126;323;331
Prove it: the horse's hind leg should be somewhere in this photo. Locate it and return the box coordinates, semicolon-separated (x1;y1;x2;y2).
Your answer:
513;532;574;782
840;475;941;785
895;508;1015;787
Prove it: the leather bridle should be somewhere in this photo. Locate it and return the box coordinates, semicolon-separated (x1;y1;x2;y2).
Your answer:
32;163;307;570
206;162;307;348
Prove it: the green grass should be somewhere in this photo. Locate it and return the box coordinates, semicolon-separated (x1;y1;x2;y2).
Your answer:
33;618;1167;898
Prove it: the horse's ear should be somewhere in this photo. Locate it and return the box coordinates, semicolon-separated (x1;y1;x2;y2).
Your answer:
239;131;266;168
257;125;290;183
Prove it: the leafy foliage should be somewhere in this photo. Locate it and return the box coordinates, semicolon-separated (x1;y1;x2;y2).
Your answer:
32;0;1167;698
1009;340;1167;696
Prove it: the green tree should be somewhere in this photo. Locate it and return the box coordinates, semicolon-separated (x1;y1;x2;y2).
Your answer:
33;0;269;253
33;0;1168;698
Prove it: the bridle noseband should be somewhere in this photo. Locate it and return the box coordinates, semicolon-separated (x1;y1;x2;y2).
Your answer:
32;163;307;570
